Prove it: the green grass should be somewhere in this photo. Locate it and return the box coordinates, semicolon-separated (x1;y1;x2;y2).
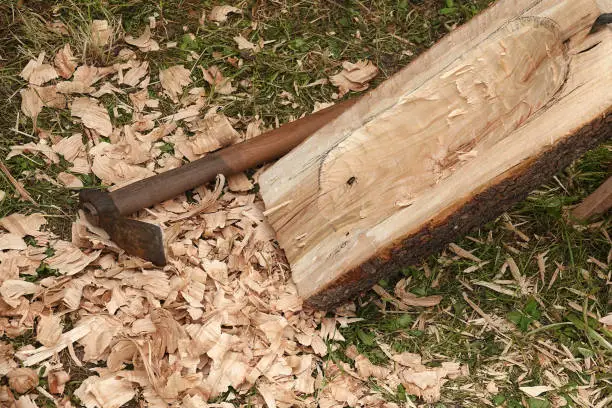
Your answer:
1;0;610;406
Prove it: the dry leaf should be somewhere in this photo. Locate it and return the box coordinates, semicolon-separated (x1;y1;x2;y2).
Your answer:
54;44;77;79
91;20;111;47
600;314;612;327
330;59;378;97
209;5;242;22
71;97;112;137
159;65;192;102
7;368;38;393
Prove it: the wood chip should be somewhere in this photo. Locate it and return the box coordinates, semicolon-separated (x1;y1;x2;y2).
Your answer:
159;65;192;102
448;243;482;262
75;376;136;408
71;97;112;137
54;44;78;79
7;368;38;393
233;34;261;52
48;370;70;394
91;20;111;47
20;52;59;86
125;25;159;52
36;314;63;347
57;172;84;188
201;65;236;95
208;5;242;22
228;173;253;192
0;213;46;237
519;385;555;397
329;60;378;97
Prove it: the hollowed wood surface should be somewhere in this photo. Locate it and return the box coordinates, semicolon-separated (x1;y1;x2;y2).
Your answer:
259;0;611;308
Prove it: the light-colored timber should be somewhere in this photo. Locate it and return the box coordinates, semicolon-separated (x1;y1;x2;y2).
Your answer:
259;0;612;309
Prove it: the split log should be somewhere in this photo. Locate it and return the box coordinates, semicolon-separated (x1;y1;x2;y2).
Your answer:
259;0;612;309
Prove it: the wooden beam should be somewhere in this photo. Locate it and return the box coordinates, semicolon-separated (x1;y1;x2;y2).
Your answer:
259;0;612;309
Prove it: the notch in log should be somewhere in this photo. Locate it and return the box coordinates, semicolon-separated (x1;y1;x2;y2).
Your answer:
259;0;612;309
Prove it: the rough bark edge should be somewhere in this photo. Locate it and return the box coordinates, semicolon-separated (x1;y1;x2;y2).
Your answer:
304;111;612;310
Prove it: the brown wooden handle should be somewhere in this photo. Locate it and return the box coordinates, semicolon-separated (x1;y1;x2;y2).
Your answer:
109;98;358;215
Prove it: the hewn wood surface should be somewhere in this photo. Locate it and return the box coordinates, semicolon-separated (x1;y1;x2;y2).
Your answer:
259;0;612;309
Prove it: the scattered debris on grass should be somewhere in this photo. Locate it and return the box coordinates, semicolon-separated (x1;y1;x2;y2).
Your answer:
1;1;610;407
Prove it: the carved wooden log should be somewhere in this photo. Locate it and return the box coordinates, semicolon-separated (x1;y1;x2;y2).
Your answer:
259;0;612;309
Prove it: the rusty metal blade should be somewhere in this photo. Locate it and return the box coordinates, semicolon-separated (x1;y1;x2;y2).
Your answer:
107;217;167;266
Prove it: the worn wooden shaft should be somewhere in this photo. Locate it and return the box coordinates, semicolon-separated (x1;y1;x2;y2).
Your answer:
108;98;358;215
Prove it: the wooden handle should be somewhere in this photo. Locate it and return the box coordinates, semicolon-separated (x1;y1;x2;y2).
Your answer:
108;98;358;215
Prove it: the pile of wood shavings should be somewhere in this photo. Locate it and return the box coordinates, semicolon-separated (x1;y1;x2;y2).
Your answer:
0;20;466;408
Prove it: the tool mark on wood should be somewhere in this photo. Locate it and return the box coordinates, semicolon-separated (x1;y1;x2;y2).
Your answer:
307;17;569;264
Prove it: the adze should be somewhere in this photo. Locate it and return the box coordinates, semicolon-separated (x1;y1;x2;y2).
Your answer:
79;98;358;265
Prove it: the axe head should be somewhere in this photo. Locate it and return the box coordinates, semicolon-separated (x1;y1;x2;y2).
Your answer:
79;189;167;266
